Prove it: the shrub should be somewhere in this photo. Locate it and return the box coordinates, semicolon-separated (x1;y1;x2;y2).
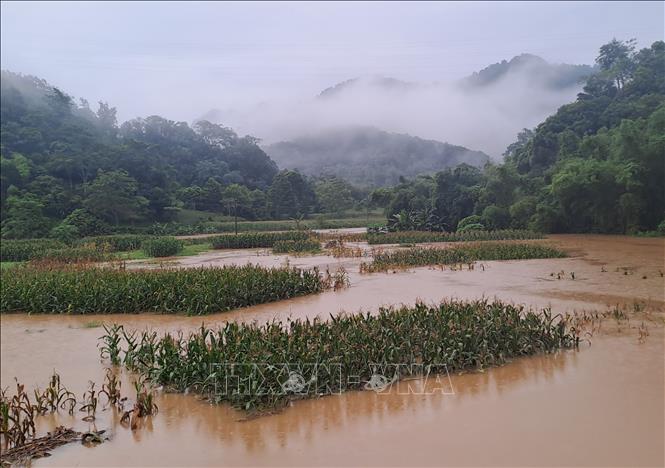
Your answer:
481;205;511;230
141;237;184;257
458;223;485;232
49;223;80;244
1;264;327;315
457;215;482;231
61;209;109;237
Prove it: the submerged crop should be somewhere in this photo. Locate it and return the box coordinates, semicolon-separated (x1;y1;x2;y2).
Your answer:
102;299;578;414
210;231;310;249
0;264;327;315
362;242;566;272
367;229;543;245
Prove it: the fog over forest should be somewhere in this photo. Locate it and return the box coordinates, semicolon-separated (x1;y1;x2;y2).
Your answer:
203;56;590;157
2;1;661;158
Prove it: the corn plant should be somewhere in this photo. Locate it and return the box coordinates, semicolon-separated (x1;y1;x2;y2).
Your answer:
79;381;98;421
30;245;112;265
0;381;36;449
1;264;328;315
99;324;123;364
100;369;122;407
40;372;76;414
361;242;566;272
141;237;184;257
367;229;544;245
103;299;577;414
133;378;158;417
210;231;310;249
272;239;321;254
76;235;150;252
0;239;67;262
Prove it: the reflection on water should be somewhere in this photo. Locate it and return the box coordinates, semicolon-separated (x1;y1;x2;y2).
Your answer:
1;234;663;466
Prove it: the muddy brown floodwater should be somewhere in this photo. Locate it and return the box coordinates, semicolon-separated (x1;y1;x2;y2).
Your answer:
1;235;663;466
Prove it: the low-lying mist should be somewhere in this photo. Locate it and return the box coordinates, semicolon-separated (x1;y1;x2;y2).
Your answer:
202;61;585;159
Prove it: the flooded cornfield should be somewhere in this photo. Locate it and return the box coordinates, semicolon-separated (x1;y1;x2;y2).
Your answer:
1;234;663;466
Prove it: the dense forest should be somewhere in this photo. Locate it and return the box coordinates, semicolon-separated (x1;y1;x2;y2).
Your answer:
1;39;662;239
265;126;489;186
0;71;369;238
373;40;665;234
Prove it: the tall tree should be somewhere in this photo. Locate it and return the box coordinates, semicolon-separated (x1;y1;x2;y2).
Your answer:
83;170;147;225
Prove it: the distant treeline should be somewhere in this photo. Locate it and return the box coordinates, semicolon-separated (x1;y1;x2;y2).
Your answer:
0;71;375;239
2;39;663;239
369;40;665;235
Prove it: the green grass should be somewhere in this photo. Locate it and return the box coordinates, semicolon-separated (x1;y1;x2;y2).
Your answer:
116;243;213;261
102;299;578;413
1;261;23;270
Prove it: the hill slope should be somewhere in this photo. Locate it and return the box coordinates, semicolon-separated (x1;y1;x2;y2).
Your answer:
459;53;595;90
264;127;489;187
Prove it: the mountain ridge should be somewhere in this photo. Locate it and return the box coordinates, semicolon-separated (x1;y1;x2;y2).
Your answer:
264;126;489;187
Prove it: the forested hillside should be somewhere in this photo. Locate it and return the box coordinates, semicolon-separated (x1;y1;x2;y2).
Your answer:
375;40;665;234
0;72;368;238
460;53;595;90
264;127;489;186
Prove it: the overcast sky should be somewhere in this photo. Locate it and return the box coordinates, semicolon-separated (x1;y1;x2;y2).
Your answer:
2;1;663;123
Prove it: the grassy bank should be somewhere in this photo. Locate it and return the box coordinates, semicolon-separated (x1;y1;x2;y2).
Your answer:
1;265;326;315
102;299;577;413
362;242;566;272
116;243;213;261
367;229;543;245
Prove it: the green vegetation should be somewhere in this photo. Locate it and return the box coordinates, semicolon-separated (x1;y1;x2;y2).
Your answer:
77;235;150;252
3;39;660;239
374;40;665;235
34;246;112;264
140;237;184;257
117;242;213;261
0;72;386;240
210;231;310;249
0;239;66;261
1;264;327;315
0;370;153;462
265;127;489;187
102;299;577;413
367;229;543;245
272;239;321;254
362;242;565;272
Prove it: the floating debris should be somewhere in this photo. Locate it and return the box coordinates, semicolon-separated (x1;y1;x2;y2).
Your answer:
0;426;106;465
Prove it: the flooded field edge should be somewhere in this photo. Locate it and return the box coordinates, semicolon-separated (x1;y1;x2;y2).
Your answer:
1;235;663;466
